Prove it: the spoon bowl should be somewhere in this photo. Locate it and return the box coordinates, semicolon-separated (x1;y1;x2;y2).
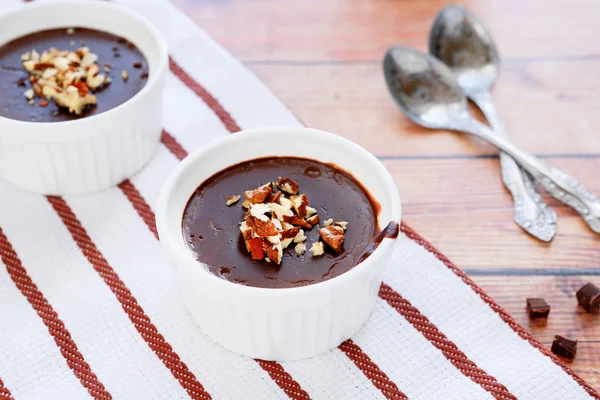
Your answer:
429;5;499;95
383;46;468;129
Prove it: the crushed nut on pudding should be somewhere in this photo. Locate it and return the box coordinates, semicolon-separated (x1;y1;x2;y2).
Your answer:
233;177;348;264
0;28;149;122
182;157;379;288
21;46;110;115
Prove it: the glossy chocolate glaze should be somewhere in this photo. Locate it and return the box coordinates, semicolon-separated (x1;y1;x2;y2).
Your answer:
358;221;399;263
0;28;148;122
183;157;379;289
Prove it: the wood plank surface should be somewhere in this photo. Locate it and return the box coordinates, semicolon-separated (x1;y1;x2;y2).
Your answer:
173;0;600;392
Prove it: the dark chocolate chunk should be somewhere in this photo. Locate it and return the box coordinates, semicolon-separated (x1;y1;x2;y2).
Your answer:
576;282;600;313
551;335;577;359
526;298;550;318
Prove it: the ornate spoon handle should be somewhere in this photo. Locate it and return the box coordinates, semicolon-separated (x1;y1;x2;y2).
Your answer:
456;117;600;234
470;92;556;241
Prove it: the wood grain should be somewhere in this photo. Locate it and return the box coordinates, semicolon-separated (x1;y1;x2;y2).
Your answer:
173;0;600;392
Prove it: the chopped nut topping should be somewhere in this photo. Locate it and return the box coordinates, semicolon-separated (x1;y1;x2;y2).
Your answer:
319;225;345;252
249;203;271;218
306;215;320;226
244;182;273;204
246;216;279;237
281;238;294;249
234;175;348;265
334;221;348;231
290;194;309;217
280;227;300;239
266;191;282;204
310;242;325;256
323;218;333;227
20;46;112;114
282;215;312;229
246;238;264;260
23;88;34;100
121;70;129;80
263;241;283;264
225;195;241;206
295;242;306;255
269;202;294;220
293;229;307;243
276;177;299;194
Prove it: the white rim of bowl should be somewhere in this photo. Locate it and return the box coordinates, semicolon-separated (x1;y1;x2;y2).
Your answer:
157;126;402;298
0;0;168;130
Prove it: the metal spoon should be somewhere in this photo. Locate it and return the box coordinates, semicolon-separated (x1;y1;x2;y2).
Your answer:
383;46;600;235
428;5;557;241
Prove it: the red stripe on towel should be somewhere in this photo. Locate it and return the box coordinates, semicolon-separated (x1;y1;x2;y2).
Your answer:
338;340;408;400
119;180;158;240
256;360;311;400
46;196;212;400
0;226;112;400
0;377;14;400
379;283;517;400
169;57;241;133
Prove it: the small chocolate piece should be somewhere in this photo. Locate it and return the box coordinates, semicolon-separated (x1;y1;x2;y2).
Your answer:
551;335;577;359
576;282;600;313
16;78;26;87
133;61;142;69
526;298;550;319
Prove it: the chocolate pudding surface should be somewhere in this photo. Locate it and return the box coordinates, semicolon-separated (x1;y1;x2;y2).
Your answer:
183;157;379;289
0;28;148;122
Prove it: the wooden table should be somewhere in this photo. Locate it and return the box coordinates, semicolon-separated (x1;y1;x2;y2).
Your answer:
174;0;600;390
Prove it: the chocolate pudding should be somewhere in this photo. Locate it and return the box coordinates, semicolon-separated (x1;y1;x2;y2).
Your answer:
182;157;386;289
0;28;148;122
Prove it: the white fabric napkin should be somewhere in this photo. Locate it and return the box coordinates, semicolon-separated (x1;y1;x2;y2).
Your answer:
0;1;597;399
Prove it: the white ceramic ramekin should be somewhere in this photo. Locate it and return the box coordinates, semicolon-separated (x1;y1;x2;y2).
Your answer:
157;127;402;361
0;1;167;195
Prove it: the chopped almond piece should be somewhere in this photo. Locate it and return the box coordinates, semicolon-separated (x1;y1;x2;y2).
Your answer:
276;177;299;194
293;229;307;243
290;194;309;217
242;199;252;209
279;197;293;210
305;206;317;218
281;238;294;249
246;238;264;260
244;183;273;204
269;202;294;220
263;240;283;264
281;221;295;230
280;227;301;239
266;191;282;204
282;215;312;229
226;194;241;206
323;218;333;227
246;216;279;237
310;242;325;256
250;203;271;218
295;242;306;255
334;221;348;231
271;218;283;231
239;221;254;240
319;225;344;252
306;215;320;226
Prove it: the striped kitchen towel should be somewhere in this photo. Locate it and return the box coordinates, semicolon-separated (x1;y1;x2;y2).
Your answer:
0;0;597;399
